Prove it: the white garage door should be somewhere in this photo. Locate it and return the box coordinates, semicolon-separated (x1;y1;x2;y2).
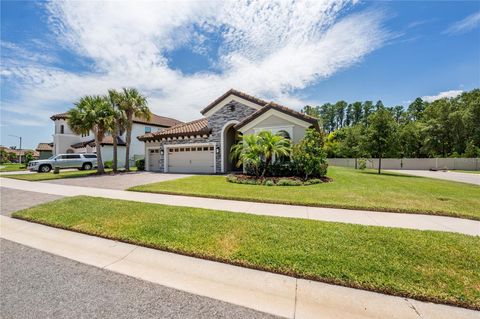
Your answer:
168;145;214;173
148;149;161;171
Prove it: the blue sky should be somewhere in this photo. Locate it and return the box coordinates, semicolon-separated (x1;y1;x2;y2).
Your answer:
1;0;479;149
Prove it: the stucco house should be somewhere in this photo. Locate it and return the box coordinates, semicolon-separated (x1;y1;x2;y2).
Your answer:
50;112;182;166
138;89;319;173
35;143;53;159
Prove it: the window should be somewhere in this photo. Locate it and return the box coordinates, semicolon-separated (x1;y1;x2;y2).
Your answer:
230;104;235;112
60;125;64;134
277;130;291;139
145;126;152;133
66;154;81;159
83;154;97;159
203;146;208;151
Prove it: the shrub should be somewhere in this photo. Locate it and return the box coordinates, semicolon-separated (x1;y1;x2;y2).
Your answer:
265;180;275;186
136;159;145;171
277;179;302;186
304;178;322;185
358;158;367;170
292;128;328;179
103;160;113;169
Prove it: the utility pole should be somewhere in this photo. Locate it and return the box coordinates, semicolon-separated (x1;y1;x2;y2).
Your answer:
8;135;22;164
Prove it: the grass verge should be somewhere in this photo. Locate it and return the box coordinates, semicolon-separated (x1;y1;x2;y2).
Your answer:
129;166;480;220
0;163;26;172
3;167;137;181
12;196;480;310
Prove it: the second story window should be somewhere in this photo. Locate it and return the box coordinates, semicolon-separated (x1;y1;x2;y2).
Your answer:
60;125;64;134
145;126;152;133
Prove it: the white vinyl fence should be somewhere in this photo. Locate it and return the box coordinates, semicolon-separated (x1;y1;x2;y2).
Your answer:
327;158;480;170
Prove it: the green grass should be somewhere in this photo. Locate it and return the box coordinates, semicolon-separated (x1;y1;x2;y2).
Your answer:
0;163;26;172
3;167;137;181
450;170;480;174
129;166;480;220
13;196;480;309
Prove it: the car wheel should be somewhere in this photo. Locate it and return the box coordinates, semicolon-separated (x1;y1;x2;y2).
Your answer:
39;165;51;173
82;163;92;170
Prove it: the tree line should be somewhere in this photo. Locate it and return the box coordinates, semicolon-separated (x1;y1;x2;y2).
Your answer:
302;88;480;159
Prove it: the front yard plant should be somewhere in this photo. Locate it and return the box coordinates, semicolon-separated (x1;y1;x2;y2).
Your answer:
13;196;480;310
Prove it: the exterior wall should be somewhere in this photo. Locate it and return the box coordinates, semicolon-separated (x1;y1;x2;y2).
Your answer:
327;158;480;170
127;123;166;160
38;151;52;160
243;114;308;144
101;145;127;167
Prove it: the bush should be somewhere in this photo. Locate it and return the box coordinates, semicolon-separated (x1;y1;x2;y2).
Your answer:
103;160;113;169
292;128;328;179
277;179;301;186
136;159;145;171
358;158;367;170
265;180;275;186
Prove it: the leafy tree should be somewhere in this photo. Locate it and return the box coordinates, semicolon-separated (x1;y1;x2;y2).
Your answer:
231;134;263;177
68;95;115;174
335;100;347;129
24;151;34;166
362;101;373;126
292;128;328;180
345;103;353;127
408;97;425;121
390;105;405;123
352;101;363;125
301;105;320;118
374;100;385;111
120;88;151;171
364;108;397;174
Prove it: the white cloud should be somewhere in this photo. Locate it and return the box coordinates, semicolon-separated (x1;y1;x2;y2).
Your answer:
422;90;463;102
444;11;480;35
1;0;390;124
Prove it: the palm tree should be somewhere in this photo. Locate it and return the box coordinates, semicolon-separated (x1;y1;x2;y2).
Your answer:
68;95;115;174
106;89;126;173
230;134;263;177
257;131;291;177
120;88;151;171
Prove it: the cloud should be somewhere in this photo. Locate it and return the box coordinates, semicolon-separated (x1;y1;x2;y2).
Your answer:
422;90;463;102
1;0;390;124
444;11;480;35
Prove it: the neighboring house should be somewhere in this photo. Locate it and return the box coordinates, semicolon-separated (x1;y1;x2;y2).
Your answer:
36;143;53;159
50;112;182;166
0;146;39;163
138;89;319;173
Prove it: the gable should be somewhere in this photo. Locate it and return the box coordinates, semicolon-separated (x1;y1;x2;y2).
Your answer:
202;94;264;117
236;109;313;134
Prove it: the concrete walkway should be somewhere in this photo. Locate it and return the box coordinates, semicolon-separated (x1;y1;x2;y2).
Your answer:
387;169;480;185
1;216;477;319
1;178;478;236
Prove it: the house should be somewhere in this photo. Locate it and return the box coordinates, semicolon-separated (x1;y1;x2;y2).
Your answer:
138;89;319;173
36;143;53;159
50;112;182;166
0;146;39;163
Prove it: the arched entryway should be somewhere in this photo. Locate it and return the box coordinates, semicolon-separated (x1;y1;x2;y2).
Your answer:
221;121;241;173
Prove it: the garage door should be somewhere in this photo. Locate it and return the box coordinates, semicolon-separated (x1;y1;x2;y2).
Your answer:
148;149;161;171
168;145;214;173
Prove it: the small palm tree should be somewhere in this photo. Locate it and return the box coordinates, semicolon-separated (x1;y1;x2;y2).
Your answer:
68;95;115;174
230;134;263;177
106;89;126;173
120;88;151;171
257;131;291;177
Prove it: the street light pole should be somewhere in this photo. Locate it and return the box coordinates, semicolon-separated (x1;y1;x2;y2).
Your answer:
8;135;22;164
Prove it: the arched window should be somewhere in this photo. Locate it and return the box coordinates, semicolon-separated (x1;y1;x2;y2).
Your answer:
277;130;290;139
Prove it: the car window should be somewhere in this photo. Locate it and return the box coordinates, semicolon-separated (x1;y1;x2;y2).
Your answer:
66;154;81;159
83;154;97;159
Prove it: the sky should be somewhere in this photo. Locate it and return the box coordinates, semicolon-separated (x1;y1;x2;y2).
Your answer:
1;0;479;149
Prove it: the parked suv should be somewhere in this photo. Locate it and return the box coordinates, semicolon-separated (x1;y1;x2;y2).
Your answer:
28;153;98;173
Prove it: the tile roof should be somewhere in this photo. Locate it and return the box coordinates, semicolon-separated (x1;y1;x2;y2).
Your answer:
71;136;126;149
50;111;182;127
0;146;39;157
138;118;210;141
36;143;53;152
200;88;269;115
234;102;320;130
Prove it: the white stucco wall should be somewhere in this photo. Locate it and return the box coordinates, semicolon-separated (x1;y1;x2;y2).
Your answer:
243;114;308;144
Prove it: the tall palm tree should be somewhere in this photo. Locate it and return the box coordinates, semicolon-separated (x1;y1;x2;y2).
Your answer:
68;95;115;174
106;89;126;173
257;131;291;177
120;88;151;171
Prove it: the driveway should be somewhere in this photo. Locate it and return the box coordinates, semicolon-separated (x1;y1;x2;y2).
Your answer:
0;188;63;216
0;239;277;319
386;170;480;186
40;171;191;190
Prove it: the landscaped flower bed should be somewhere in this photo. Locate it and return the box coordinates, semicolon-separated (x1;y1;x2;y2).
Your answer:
226;174;331;186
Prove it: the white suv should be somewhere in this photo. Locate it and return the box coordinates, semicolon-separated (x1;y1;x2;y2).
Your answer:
28;154;98;173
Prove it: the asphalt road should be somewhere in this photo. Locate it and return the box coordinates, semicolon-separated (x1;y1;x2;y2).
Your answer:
0;240;280;319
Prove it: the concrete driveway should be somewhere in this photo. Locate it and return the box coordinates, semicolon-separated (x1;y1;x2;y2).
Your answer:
386;170;480;186
40;171;191;190
0;188;64;216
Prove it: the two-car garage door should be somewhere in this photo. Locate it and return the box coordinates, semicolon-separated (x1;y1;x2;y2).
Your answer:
167;145;215;173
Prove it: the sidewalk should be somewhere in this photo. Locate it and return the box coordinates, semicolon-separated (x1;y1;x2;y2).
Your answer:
1;177;478;236
386;169;480;185
1;216;477;319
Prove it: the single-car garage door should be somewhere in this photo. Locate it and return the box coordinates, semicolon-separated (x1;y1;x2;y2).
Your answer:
148;149;161;171
168;145;214;173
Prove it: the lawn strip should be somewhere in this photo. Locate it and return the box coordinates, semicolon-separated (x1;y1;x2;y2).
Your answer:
12;196;480;310
3;167;137;181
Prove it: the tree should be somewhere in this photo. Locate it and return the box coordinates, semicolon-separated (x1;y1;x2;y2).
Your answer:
292;128;328;180
352;101;363;125
408;97;425;121
362;101;373;126
68;95;115;174
335;101;347;129
390;105;405;123
374;100;384;111
345;103;353;127
257;131;291;177
120;88;151;171
107;89;126;173
364;108;397;174
24;151;34;166
301;105;320;118
230;134;263;177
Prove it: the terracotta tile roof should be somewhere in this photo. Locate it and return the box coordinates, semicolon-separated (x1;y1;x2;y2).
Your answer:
50;111;181;127
200;88;269;115
0;146;38;157
138;118;211;141
71;136;126;149
234;102;320;130
36;143;53;152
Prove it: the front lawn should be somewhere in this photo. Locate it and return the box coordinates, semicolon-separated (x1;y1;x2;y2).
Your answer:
0;163;26;172
13;196;480;309
129;166;480;220
3;167;137;181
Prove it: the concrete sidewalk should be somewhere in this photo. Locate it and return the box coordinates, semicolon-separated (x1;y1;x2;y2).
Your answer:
1;216;477;319
386;169;480;185
1;177;478;236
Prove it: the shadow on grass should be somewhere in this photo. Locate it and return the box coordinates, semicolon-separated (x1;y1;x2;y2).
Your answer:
358;171;422;179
